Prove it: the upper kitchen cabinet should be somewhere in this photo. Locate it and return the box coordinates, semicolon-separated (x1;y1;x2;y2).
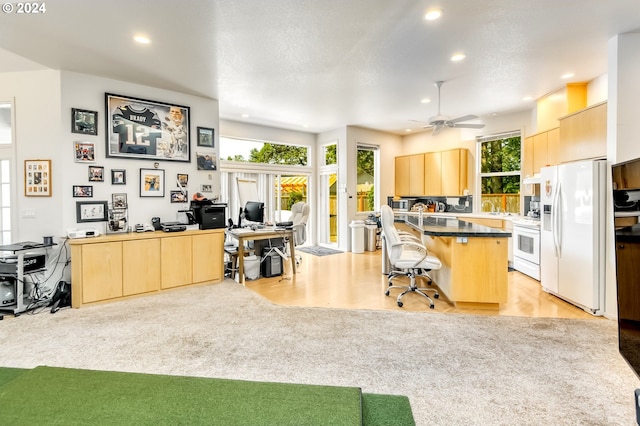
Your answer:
395;153;424;196
441;148;469;196
536;83;587;132
559;101;607;163
424;151;442;195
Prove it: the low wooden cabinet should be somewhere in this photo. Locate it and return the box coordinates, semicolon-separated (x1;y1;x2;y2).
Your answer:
70;229;225;308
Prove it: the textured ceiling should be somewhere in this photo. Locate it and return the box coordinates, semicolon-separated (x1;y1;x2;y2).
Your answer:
0;0;639;134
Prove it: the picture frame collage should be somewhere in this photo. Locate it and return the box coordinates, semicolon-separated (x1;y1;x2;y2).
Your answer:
64;93;216;224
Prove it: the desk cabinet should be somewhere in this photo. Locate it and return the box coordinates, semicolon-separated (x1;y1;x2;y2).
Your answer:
70;229;224;308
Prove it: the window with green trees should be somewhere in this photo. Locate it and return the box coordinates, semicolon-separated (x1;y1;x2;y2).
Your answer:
357;146;376;212
220;137;308;166
478;131;521;213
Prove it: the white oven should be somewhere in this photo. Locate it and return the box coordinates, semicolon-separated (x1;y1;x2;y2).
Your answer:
512;220;541;280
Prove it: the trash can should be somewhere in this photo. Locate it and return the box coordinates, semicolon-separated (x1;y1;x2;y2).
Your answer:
381;233;390;275
365;223;378;252
244;255;260;280
349;220;365;253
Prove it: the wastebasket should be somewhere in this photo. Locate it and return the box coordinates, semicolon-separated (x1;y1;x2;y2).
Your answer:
244;255;260;280
349;220;365;253
365;223;378;251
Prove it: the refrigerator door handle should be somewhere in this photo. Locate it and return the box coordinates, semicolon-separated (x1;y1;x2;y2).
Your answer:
556;182;562;257
552;180;560;257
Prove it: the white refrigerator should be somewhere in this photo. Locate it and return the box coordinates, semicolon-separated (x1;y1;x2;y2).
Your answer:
540;160;606;315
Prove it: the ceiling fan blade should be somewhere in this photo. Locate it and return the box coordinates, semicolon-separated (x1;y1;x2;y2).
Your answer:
431;125;443;136
451;123;485;129
448;114;478;124
408;119;427;123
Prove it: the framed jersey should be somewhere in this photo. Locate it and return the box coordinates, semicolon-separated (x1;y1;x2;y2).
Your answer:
105;93;190;163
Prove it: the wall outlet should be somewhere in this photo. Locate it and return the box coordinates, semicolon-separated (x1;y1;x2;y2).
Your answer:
22;209;36;218
464;200;469;207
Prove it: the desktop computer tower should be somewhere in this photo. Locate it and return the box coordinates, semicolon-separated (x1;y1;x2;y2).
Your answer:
261;248;283;278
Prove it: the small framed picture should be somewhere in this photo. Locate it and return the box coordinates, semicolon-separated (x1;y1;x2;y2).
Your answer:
170;190;188;203
76;201;108;223
177;173;188;186
201;184;212;193
111;169;126;185
74;141;96;163
24;159;52;197
71;108;98;136
197;127;215;147
112;193;128;209
88;166;104;182
196;152;217;170
140;168;165;197
72;185;93;198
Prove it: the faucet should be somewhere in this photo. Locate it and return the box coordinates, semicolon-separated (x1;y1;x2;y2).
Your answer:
481;200;494;213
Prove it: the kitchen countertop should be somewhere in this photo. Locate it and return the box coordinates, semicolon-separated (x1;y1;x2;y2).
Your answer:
396;213;512;238
396;210;520;221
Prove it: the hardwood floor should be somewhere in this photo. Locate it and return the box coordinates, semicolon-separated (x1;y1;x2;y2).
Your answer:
242;249;598;319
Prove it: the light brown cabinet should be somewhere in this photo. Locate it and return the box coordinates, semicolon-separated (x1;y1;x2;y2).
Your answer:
70;229;225;308
523;127;559;177
395;154;425;196
423;151;442;195
615;241;640;321
559;101;607;163
441;148;469;196
613;158;640;190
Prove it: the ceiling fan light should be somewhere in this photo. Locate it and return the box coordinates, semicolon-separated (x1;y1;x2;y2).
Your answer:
451;53;466;62
424;8;444;21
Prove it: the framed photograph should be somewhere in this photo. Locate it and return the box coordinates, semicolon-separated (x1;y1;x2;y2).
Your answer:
24;159;51;197
197;127;214;147
76;201;108;223
111;169;126;185
170;190;188;203
106;93;190;162
177;173;188;186
74;141;96;163
88;166;104;182
140;168;165;197
72;185;93;198
196;152;217;170
71;108;98;136
112;193;127;209
201;184;213;193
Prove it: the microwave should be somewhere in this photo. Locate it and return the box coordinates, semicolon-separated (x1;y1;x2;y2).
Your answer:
387;197;416;211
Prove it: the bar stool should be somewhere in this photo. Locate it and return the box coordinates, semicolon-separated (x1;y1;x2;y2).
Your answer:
224;246;239;280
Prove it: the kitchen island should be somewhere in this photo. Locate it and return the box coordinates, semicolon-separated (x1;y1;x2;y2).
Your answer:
396;214;512;309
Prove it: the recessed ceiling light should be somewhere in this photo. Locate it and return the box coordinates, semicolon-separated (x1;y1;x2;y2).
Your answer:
405;129;412;132
522;96;534;101
424;8;444;21
420;98;431;104
451;53;466;62
133;35;151;44
241;113;250;118
561;72;575;79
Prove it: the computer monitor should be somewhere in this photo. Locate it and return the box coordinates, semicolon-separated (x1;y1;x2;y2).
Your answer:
244;201;264;224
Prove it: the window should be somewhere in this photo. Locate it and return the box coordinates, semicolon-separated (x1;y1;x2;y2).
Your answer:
0;102;14;244
357;145;377;212
323;144;336;166
220;136;308;166
477;131;521;214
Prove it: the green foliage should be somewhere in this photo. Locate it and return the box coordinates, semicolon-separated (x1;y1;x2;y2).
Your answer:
249;143;307;166
366;186;375;211
226;154;246;161
480;136;521;173
357;149;374;176
325;144;337;165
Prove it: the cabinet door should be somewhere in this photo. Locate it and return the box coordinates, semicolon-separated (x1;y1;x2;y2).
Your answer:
81;242;122;303
441;149;468;195
424;152;442;195
546;128;559;167
532;132;548;173
161;236;192;289
408;153;425;196
395;156;410;196
192;232;224;283
616;242;640;321
123;238;160;296
559;102;607;162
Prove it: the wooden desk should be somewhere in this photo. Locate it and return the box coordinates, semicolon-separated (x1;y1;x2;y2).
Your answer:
226;227;296;285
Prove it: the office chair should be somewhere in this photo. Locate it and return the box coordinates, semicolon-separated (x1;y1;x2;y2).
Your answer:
290;201;309;266
380;205;441;308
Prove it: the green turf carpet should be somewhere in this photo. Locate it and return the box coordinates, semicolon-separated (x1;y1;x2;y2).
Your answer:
0;366;414;425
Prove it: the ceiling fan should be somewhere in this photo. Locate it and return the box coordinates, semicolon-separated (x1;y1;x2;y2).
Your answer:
413;81;485;136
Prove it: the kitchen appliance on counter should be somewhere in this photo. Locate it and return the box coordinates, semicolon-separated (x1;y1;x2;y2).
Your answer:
512;218;541;280
387;197;417;212
540;160;606;315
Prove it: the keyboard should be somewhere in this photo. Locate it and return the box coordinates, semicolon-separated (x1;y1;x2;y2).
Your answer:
276;221;293;227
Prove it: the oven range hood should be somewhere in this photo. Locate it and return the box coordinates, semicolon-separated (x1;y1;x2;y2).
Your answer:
523;174;541;185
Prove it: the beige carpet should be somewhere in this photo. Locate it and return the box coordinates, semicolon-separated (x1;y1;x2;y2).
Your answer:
0;280;638;425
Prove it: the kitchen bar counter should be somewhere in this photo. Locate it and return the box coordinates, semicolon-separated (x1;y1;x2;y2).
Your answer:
393;213;510;309
398;213;512;238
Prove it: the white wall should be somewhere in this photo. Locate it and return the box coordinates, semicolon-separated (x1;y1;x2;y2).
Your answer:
0;69;220;242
